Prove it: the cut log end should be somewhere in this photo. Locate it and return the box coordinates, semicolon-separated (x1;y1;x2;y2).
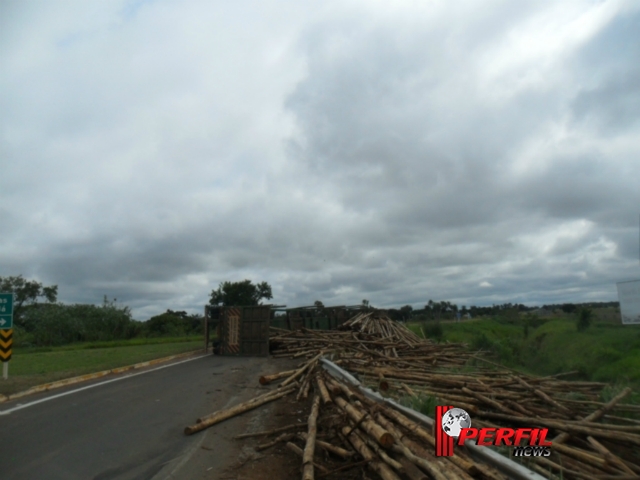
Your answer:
379;432;395;448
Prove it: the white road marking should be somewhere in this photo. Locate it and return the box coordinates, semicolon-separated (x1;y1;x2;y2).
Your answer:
0;354;209;416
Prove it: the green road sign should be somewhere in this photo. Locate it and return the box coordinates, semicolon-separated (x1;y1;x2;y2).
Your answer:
0;293;14;329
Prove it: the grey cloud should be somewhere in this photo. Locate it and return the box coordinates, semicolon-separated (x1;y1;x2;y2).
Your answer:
1;1;639;318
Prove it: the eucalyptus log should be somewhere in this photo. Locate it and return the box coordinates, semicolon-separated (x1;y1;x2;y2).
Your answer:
553;387;632;444
235;423;308;439
286;442;329;474
256;432;294;451
298;432;354;459
334;396;394;448
302;395;321;480
185;386;295;435
316;460;370;479
341;426;402;480
398;457;429;480
281;352;324;388
587;435;636;475
375;411;487;478
315;375;332;404
512;376;573;416
259;368;297;385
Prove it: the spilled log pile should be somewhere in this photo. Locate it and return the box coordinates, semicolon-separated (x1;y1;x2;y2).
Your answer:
185;311;640;480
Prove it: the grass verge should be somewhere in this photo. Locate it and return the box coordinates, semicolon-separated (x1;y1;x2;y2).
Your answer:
1;337;205;396
408;315;640;404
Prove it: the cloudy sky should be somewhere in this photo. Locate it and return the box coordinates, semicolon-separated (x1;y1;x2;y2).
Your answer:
1;0;639;319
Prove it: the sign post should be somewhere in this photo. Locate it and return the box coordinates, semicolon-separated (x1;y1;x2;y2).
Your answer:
0;293;14;379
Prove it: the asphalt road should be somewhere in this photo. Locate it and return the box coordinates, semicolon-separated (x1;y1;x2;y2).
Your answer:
0;354;279;480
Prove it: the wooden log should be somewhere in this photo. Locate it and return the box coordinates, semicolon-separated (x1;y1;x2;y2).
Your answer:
315;376;332;405
358;428;404;472
259;368;297;385
512;376;573;416
296;372;312;402
586;436;636;475
325;377;358;400
286;442;329;474
401;383;416;397
375;412;478;480
256;432;294;451
334;396;394;448
341;426;402;480
551;443;615;472
281;352;324;388
461;386;521;416
378;372;389;392
478;411;640;436
302;395;321;480
375;410;486;478
553;387;632;444
398;457;429;480
298;432;354;459
185;386;295;435
316;460;370;478
235;423;308;439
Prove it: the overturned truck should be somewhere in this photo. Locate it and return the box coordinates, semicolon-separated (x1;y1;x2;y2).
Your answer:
203;304;363;356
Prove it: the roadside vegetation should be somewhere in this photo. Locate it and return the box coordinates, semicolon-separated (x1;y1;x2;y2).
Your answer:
408;306;640;404
0;337;204;396
0;275;273;396
0;275;211;396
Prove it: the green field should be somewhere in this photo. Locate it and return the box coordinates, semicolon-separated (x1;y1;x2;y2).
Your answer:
0;336;206;396
409;311;640;403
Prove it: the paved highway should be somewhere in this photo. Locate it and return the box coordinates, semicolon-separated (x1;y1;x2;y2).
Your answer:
0;354;280;480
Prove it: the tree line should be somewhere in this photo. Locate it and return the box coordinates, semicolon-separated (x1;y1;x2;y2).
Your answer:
1;276;274;347
2;274;615;346
1;276;203;347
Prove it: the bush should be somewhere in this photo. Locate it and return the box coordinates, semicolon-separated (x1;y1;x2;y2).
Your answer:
16;301;139;346
142;310;202;337
577;308;593;332
422;321;443;341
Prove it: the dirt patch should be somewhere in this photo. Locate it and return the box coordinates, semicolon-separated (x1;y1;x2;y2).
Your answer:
228;387;364;480
225;393;312;480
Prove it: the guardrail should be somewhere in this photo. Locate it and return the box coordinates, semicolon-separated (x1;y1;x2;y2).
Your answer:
320;357;546;480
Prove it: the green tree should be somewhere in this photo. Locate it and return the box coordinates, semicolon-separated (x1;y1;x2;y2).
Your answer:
0;275;58;320
426;300;434;319
400;305;413;321
209;280;273;306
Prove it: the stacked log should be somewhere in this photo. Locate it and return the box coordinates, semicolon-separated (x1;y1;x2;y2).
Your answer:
185;311;639;479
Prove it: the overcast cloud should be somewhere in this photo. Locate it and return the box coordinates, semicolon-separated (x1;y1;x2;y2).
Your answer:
1;0;639;319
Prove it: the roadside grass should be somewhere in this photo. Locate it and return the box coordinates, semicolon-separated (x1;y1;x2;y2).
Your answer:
0;336;206;396
14;335;206;353
408;314;640;405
